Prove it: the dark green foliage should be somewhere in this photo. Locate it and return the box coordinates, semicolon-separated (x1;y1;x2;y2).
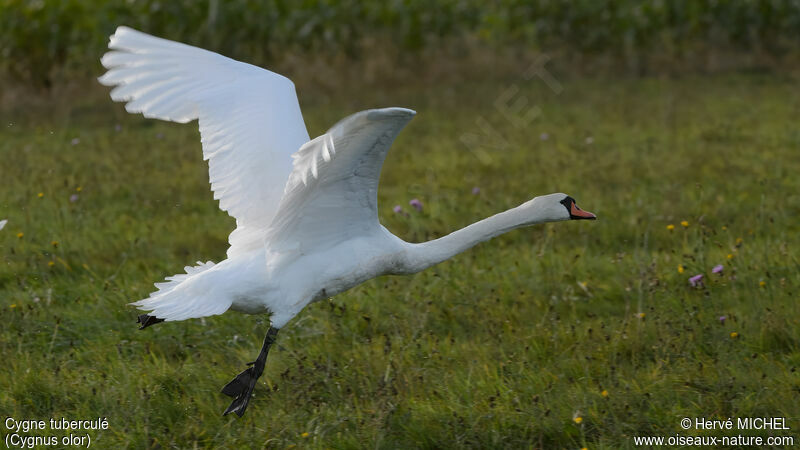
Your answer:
3;0;800;86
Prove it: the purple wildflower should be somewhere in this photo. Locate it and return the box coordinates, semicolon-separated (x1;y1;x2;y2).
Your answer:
69;194;79;203
392;205;403;214
540;133;549;141
409;198;423;211
689;274;704;287
472;187;480;195
712;264;723;274
70;138;80;145
718;315;727;324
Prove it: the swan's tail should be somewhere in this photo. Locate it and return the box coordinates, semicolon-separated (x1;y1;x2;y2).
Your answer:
131;261;232;323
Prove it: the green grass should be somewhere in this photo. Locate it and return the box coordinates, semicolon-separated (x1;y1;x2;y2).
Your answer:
1;73;799;448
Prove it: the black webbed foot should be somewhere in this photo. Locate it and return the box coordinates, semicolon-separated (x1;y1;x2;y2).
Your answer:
221;366;258;416
137;314;165;330
221;365;256;398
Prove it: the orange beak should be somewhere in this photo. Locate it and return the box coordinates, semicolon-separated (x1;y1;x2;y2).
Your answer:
570;202;596;220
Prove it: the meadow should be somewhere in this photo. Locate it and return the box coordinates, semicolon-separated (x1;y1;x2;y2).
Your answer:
1;72;799;448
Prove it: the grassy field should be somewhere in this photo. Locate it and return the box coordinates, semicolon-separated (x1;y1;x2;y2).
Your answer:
1;73;799;448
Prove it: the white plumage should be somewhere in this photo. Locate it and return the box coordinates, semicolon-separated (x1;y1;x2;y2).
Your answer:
100;26;308;257
99;26;596;416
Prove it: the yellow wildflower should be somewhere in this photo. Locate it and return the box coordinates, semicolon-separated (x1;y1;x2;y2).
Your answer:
666;224;675;231
76;186;83;192
722;226;727;230
16;232;23;239
680;220;689;227
601;390;608;397
637;312;645;319
678;264;684;274
48;261;55;267
10;304;16;309
726;253;734;260
574;416;583;424
736;237;743;245
51;241;59;248
730;332;739;339
759;281;766;288
37;192;44;198
301;432;309;438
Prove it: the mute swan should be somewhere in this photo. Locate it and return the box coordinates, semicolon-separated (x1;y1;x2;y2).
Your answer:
99;26;596;417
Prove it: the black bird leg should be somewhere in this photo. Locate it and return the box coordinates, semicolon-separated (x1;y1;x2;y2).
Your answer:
222;326;279;417
137;314;164;330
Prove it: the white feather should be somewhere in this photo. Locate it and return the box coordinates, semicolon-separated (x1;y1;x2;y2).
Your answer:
103;28;589;332
99;26;309;238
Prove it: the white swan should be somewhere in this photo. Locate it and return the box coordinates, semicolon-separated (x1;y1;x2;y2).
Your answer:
99;26;596;417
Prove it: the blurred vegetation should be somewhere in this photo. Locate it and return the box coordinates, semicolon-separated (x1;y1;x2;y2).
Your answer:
3;0;800;87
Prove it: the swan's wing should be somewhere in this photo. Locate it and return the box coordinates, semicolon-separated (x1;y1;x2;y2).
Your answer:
99;26;310;242
266;108;415;253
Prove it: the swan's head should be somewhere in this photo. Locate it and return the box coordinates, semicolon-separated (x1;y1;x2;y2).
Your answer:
524;193;596;223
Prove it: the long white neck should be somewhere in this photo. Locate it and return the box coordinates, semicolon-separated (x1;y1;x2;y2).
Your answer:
397;197;566;274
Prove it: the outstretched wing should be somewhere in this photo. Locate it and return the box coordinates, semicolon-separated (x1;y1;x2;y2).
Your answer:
99;26;310;250
266;108;415;253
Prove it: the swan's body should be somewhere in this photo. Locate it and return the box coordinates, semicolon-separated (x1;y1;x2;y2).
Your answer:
99;27;596;416
192;223;409;326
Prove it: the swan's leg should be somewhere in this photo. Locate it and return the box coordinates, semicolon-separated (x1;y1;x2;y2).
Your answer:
137;314;164;330
221;326;279;417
